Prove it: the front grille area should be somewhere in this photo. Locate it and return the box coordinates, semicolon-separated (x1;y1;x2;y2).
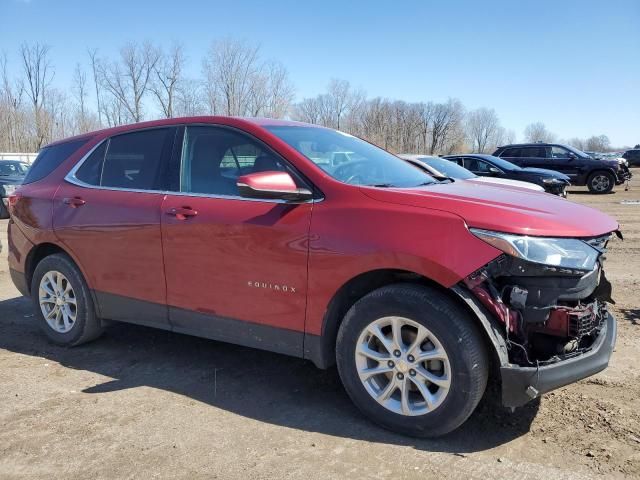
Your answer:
567;302;604;339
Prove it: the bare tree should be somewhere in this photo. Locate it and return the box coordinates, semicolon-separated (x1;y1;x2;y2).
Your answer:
203;39;294;118
151;44;185;118
98;41;160;123
174;78;206;116
20;42;54;148
428;99;464;154
87;48;102;126
567;137;586;150
466;107;501;153
585;134;610;152
523;122;556;143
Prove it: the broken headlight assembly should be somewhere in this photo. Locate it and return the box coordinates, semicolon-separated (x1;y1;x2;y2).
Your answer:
465;229;616;367
470;228;599;271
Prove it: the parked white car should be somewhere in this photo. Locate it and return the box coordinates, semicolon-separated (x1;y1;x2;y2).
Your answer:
398;154;545;192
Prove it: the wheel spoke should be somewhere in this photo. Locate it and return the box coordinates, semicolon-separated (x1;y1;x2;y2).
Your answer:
40;295;56;304
416;348;447;362
65;295;77;306
357;343;391;362
415;366;450;388
62;310;71;329
368;324;394;354
390;317;403;350
406;326;428;356
377;377;398;401
360;364;394;380
55;274;64;295
400;379;411;415
46;306;58;319
409;377;435;409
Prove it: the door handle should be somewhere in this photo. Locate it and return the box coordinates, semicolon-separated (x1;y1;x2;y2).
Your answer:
166;206;198;220
63;197;86;208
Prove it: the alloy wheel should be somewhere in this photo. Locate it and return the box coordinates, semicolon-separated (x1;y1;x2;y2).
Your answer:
355;316;451;416
591;174;611;192
39;270;78;333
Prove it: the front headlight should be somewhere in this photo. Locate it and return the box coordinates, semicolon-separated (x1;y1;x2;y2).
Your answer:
542;178;562;184
470;228;600;270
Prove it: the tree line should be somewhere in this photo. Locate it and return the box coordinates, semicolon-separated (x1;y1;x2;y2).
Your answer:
0;39;626;154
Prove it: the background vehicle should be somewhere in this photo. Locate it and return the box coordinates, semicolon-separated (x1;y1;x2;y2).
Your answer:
0;159;29;219
8;117;619;438
623;149;640;167
493;143;632;193
398;154;545;192
443;154;570;197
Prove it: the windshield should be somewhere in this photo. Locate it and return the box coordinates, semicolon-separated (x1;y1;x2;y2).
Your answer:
563;144;591;158
266;126;436;187
0;161;29;176
417;157;476;180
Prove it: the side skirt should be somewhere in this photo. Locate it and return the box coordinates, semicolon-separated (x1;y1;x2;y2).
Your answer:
93;290;304;359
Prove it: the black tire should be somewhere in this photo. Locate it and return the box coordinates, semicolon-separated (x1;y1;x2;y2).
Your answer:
336;283;488;437
31;253;103;346
587;171;615;194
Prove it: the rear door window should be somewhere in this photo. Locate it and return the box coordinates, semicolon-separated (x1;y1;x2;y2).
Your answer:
73;128;175;190
23;138;89;184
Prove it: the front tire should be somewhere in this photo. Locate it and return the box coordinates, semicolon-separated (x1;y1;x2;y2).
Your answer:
31;253;103;346
587;171;615;194
336;283;488;437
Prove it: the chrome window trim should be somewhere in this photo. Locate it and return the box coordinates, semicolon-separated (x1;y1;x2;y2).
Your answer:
65;137;317;205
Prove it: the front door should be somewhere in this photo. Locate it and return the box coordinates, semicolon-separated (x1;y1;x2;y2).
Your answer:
160;125;313;356
53;127;177;327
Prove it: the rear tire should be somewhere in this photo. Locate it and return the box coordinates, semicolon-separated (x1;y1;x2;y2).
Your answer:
587;171;615;194
31;253;103;346
336;283;488;437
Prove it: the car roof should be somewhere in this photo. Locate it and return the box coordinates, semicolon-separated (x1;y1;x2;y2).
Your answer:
443;153;498;161
496;143;559;149
45;116;317;148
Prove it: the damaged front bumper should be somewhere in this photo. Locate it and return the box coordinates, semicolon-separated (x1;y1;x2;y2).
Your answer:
453;233;619;408
501;310;616;407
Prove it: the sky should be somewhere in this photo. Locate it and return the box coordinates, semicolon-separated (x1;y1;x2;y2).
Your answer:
1;0;639;147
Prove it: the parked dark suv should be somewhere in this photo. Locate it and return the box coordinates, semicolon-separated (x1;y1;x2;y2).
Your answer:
623;149;640;167
493;143;632;193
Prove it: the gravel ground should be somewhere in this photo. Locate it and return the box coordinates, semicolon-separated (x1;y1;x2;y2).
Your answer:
0;181;638;479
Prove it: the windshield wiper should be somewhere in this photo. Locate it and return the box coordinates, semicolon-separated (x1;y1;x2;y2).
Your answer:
369;183;395;188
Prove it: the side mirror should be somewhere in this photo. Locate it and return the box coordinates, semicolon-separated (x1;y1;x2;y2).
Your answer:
237;171;313;202
567;152;577;160
488;167;501;175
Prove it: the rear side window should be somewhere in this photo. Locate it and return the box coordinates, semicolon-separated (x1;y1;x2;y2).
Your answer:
500;148;520;158
23;139;88;184
74;128;174;190
519;147;547;158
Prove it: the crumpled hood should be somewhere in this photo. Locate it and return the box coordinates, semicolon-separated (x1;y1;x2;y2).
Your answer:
360;180;619;238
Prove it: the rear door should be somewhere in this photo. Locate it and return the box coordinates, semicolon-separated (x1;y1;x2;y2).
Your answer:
160;124;313;356
53;127;177;327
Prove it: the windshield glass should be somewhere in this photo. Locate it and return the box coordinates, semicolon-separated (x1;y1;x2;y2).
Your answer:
0;161;29;176
418;157;476;179
563;144;591;158
266;126;436;187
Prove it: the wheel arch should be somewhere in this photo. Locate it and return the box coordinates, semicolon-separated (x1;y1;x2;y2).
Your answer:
304;268;503;374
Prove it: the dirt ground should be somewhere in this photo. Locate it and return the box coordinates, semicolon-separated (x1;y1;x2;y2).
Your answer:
0;181;639;480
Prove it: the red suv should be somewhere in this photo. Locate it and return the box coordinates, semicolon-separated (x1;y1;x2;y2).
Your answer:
7;117;619;437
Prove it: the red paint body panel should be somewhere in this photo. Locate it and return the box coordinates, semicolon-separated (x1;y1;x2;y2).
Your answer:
52;183;167;310
7;116;620;348
360;182;618;238
160;194;311;331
